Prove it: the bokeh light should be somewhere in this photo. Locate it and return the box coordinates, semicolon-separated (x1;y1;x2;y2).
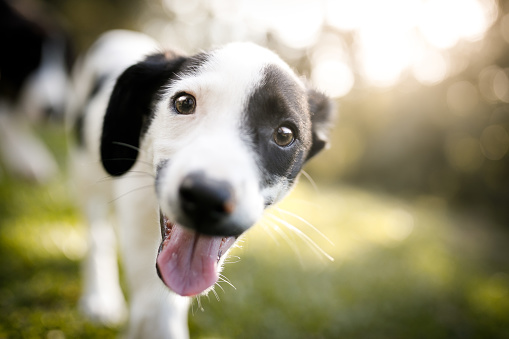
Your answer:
480;125;509;160
447;81;479;117
142;0;501;95
445;134;484;173
311;59;354;98
493;68;509;103
501;13;509;43
411;50;448;86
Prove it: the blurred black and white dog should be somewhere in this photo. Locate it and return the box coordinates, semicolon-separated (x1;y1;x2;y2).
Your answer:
0;0;72;181
68;30;332;338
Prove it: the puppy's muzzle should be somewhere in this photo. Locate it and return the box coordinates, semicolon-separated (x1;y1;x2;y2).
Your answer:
178;172;241;236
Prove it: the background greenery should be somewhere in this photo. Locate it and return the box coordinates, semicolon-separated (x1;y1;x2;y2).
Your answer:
2;0;509;338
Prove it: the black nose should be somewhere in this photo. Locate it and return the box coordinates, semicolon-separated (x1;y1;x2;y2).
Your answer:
178;172;236;235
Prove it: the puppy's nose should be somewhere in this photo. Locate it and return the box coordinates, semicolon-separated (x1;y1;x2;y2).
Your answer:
179;172;235;234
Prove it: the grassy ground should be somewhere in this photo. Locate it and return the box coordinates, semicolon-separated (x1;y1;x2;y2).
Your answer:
1;128;508;338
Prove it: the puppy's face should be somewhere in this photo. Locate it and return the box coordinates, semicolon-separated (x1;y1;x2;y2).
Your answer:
100;43;332;296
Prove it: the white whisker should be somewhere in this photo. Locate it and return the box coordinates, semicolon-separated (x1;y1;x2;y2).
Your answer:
267;214;334;262
193;295;204;313
233;237;245;249
300;169;319;194
97;171;155;183
214;282;226;293
222;255;241;264
275;207;334;246
218;274;236;290
112;141;145;154
263;219;305;266
125;170;156;179
259;221;281;246
97;157;153;168
211;288;220;302
97;175;115;183
109;185;153;204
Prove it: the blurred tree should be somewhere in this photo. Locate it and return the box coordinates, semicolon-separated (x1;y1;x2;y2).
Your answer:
42;0;142;51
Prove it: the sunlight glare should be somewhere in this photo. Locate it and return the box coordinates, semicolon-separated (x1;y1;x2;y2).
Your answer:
419;0;460;49
162;0;201;16
208;0;244;24
325;0;363;31
357;28;414;87
419;0;496;49
412;49;448;86
347;0;496;87
266;0;324;49
312;59;354;98
154;0;498;89
456;0;491;41
348;0;420;87
383;209;415;242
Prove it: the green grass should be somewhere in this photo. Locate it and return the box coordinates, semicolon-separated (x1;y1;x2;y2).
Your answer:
1;129;508;338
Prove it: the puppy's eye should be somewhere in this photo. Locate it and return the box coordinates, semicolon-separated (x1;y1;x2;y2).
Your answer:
273;126;295;147
174;93;196;115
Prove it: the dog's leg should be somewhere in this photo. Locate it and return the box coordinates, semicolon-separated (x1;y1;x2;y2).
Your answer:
72;151;128;326
113;164;190;339
0;108;58;183
126;287;190;339
80;199;128;326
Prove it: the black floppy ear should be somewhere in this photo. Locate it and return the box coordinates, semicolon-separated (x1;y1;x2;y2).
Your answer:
306;88;334;161
101;53;187;176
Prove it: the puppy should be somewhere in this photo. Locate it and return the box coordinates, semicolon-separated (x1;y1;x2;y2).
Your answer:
68;30;333;338
0;0;72;182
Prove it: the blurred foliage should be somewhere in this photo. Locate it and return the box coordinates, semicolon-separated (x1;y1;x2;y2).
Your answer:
41;0;141;51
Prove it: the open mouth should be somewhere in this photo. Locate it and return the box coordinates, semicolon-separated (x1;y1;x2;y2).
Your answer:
156;212;237;296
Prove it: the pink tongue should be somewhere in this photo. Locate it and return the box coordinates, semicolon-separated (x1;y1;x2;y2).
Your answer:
157;224;224;296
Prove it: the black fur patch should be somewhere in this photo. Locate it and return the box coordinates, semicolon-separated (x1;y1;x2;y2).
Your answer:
306;88;334;160
100;52;209;176
0;1;44;101
244;64;312;187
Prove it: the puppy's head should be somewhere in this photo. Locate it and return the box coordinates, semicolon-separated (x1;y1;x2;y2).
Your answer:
101;43;333;296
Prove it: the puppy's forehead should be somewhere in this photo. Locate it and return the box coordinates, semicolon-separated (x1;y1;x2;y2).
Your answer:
178;43;303;95
209;43;297;77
